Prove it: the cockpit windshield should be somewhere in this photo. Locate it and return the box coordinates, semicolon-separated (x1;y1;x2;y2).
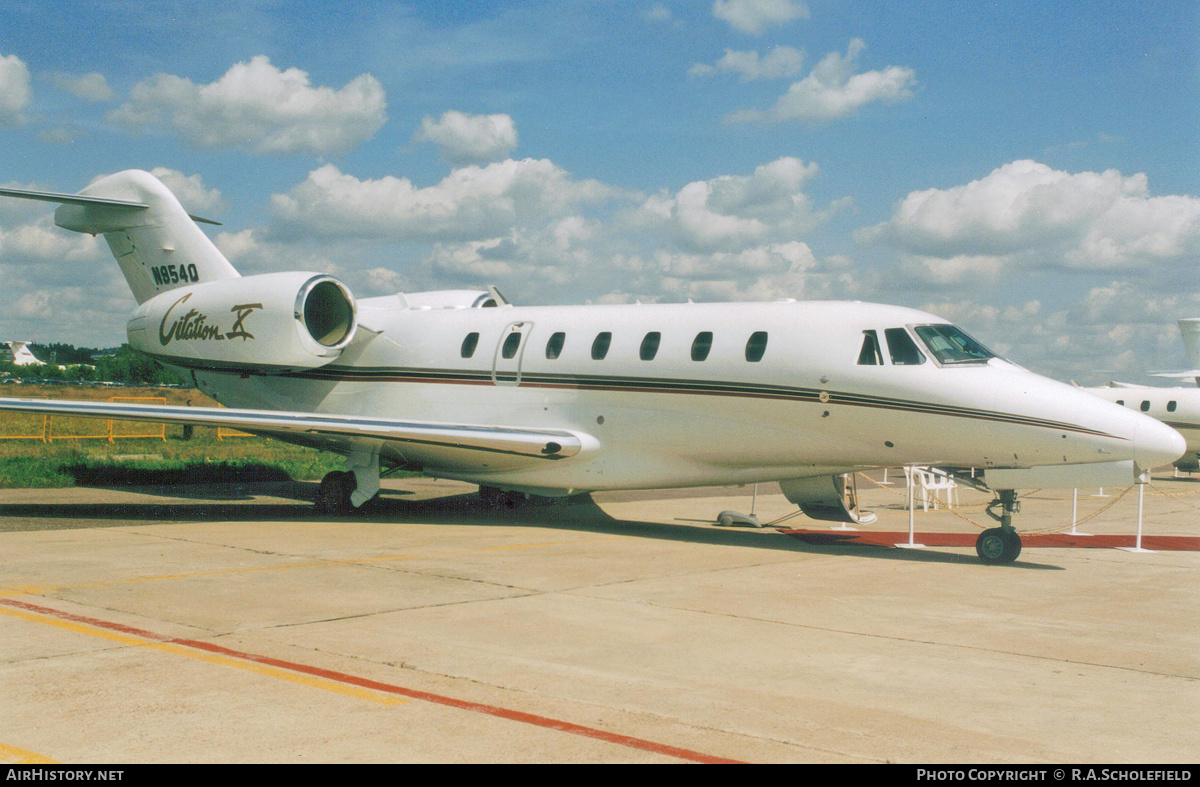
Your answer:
913;324;996;365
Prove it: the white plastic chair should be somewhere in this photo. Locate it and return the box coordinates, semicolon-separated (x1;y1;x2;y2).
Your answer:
904;466;959;510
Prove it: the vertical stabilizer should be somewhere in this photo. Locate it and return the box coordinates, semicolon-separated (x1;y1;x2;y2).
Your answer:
1150;317;1200;386
61;170;240;304
0;170;240;304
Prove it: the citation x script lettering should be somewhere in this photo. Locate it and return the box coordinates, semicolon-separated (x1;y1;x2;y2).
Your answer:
0;170;1185;564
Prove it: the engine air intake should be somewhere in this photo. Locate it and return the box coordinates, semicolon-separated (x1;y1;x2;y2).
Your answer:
301;278;356;348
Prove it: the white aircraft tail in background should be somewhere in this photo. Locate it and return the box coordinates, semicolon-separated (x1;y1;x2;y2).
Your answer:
1082;317;1200;472
1152;318;1200;387
0;170;1187;564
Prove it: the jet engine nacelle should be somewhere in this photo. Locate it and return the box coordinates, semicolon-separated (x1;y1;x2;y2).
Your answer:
127;272;357;372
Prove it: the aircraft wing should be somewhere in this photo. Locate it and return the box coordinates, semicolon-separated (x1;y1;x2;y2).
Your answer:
0;397;590;470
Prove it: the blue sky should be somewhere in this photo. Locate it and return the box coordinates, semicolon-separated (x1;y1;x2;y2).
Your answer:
0;0;1197;383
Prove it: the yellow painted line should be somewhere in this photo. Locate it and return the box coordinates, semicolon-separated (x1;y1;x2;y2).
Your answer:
0;605;408;706
0;742;57;764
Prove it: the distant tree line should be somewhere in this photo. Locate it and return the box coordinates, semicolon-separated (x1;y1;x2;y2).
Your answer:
1;343;187;386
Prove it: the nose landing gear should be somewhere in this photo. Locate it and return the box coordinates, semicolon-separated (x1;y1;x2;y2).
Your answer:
977;489;1022;564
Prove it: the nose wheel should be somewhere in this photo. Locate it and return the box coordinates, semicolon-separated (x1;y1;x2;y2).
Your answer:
975;527;1022;564
978;489;1023;564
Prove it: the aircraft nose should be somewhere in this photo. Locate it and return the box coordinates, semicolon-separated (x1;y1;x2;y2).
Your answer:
1132;416;1187;472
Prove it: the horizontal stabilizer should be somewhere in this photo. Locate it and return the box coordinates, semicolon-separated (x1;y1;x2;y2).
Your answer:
0;185;220;225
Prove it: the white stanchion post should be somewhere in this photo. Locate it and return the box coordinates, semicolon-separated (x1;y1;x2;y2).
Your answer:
896;466;926;549
1069;488;1092;536
1119;475;1154;554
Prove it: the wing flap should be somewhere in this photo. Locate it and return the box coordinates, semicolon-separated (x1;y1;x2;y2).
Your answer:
0;397;590;465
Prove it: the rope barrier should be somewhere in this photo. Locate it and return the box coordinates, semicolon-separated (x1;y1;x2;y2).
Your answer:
1148;482;1200;510
855;469;1147;535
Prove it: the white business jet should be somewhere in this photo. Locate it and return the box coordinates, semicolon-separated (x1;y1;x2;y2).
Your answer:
0;171;1185;563
1080;319;1200;471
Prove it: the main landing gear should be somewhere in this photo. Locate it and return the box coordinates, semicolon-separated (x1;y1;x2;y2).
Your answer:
314;447;383;515
977;489;1022;564
315;470;358;515
478;484;527;509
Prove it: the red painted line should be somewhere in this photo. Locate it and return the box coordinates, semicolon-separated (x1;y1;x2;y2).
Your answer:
781;530;1200;551
1;598;740;764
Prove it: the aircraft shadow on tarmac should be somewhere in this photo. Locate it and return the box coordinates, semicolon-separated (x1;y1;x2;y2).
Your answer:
0;481;1063;569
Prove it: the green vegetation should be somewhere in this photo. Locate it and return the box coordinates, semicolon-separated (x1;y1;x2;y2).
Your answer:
2;343;186;385
0;433;348;489
0;382;347;488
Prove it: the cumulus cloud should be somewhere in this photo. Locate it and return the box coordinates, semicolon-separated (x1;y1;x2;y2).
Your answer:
637;157;845;251
690;46;805;81
713;0;809;35
247;153;863;308
729;39;916;123
0;200;118;344
47;72;115;102
412;110;518;165
106;56;386;155
859;159;1200;271
0;220;104;263
0;53;32;126
269;160;620;241
146;167;228;215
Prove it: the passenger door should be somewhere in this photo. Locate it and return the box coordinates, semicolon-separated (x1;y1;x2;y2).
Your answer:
492;321;532;386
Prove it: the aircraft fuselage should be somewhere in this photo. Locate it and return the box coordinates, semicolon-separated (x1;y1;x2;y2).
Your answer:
180;298;1182;494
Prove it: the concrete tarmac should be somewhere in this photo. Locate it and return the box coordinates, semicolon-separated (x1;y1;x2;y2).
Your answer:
1;472;1197;763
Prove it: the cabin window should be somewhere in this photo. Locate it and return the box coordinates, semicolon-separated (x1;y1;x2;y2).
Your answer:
640;332;661;361
691;331;713;361
857;330;883;365
885;328;926;366
745;332;768;362
591;332;612;360
461;332;479;358
546;332;565;360
1140;400;1151;412
501;332;522;360
1116;400;1124;406
1167;401;1177;412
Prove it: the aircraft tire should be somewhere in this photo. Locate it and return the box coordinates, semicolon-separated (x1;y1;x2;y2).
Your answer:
976;527;1021;564
1001;528;1022;562
316;470;357;515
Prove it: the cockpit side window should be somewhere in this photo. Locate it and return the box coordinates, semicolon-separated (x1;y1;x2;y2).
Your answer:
913;324;996;365
857;330;883;365
884;328;925;366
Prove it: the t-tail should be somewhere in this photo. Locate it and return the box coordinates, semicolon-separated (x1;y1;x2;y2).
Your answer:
0;170;239;304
